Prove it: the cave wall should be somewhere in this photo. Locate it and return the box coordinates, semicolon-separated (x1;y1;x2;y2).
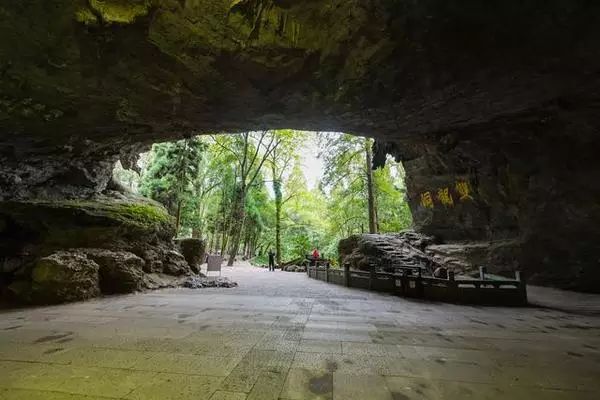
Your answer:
401;106;600;291
1;1;600;292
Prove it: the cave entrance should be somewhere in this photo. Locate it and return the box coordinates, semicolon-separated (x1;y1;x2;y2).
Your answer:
112;130;413;268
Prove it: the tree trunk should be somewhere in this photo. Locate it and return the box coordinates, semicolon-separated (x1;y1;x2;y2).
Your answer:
221;232;228;256
227;186;246;266
273;173;283;266
365;139;377;234
242;234;249;258
215;229;221;255
175;199;183;237
192;228;201;239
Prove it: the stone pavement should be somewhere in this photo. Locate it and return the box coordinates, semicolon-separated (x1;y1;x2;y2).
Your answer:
0;262;598;400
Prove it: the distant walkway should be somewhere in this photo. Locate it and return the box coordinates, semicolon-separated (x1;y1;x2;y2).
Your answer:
527;285;600;316
225;262;600;315
0;261;598;399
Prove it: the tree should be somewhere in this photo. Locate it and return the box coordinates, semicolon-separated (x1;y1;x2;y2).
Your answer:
267;130;305;266
121;131;413;267
211;131;280;266
319;133;377;234
139;137;206;235
364;137;377;233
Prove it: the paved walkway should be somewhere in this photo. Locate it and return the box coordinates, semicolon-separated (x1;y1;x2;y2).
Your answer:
1;262;598;399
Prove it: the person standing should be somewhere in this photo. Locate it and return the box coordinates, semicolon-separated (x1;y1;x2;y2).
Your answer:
268;249;276;271
311;248;320;267
312;248;320;260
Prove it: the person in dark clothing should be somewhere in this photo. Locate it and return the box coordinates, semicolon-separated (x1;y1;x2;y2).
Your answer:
268;249;276;271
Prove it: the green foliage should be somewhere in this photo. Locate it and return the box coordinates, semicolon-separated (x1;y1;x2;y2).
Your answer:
139;138;207;234
122;131;412;263
140;139;204;206
60;200;171;228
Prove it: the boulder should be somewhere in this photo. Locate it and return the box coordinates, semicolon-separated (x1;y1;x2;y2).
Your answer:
0;197;198;304
31;251;100;304
139;248;165;273
339;232;524;280
176;238;206;274
427;240;521;276
141;273;187;290
4;280;32;303
83;249;145;294
339;231;438;272
162;250;192;276
183;276;238;289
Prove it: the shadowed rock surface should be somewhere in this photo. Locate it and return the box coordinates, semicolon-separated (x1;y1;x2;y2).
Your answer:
84;249;146;294
1;1;599;293
339;231;438;272
0;194;197;303
176;238;206;274
29;251;101;304
339;231;525;281
182;276;238;288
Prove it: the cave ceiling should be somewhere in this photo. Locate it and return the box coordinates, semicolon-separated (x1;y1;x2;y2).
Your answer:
0;0;599;154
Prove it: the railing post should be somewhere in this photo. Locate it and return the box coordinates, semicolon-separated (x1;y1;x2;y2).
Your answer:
515;270;527;305
416;267;424;298
369;263;376;290
479;266;486;280
326;264;330;283
448;270;457;301
344;263;350;287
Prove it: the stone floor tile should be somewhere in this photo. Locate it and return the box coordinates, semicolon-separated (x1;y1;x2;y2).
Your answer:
209;390;247;400
46;347;153;369
246;369;287;400
124;372;223;400
280;368;332;400
341;342;401;357
219;363;263;393
298;340;343;354
333;373;392;400
133;352;240;376
385;376;442;399
1;362;156;398
0;388;112;399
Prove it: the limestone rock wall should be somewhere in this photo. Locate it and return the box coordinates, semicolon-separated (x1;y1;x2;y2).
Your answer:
400;111;600;292
0;195;194;304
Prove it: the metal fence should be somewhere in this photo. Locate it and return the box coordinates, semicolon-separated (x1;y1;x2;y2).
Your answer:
307;264;527;306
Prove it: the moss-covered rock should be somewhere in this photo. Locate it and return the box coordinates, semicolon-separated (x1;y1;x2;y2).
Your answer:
0;196;194;303
0;197;174;257
83;249;146;294
31;251;100;304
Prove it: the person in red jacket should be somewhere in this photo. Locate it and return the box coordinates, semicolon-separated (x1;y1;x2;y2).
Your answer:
312;248;320;260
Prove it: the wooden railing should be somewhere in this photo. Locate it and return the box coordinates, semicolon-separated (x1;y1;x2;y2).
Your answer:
306;264;527;306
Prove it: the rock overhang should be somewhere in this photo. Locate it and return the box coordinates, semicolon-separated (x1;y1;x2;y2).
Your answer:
1;0;598;150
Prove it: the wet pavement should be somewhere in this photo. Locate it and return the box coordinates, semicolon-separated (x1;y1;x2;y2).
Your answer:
1;262;599;399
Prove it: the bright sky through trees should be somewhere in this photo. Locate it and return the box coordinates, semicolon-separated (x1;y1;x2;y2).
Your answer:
114;131;412;265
